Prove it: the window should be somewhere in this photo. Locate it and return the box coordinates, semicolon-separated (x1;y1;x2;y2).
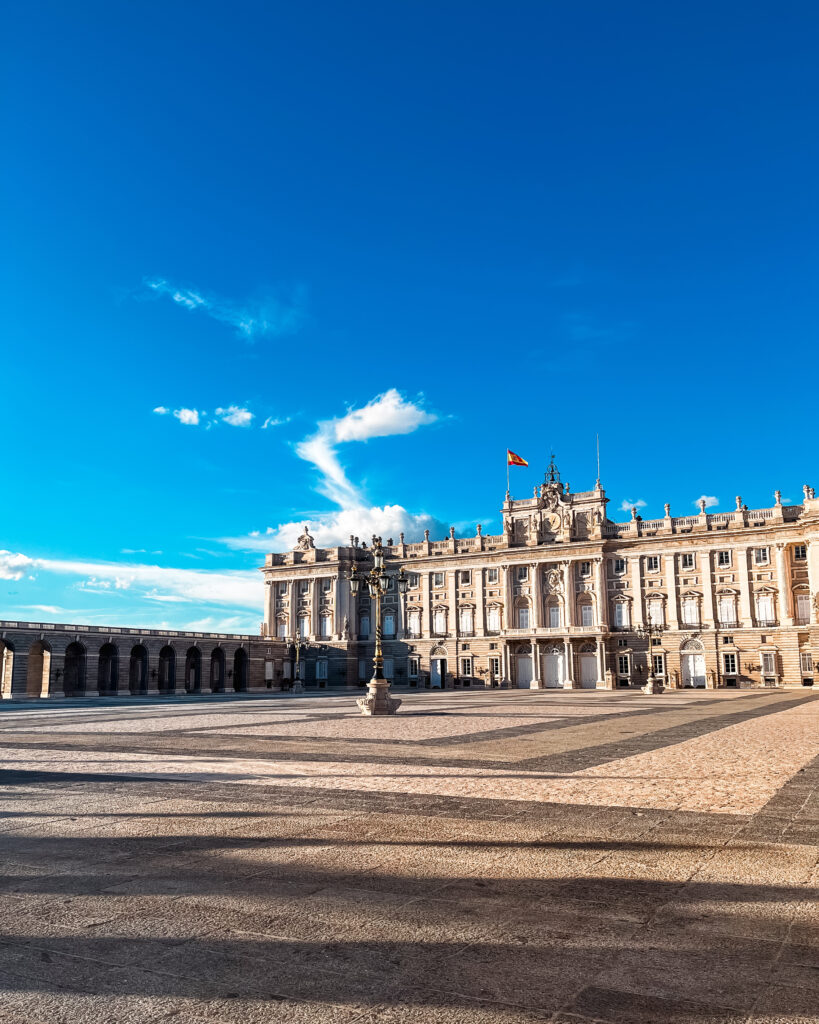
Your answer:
617;654;630;676
408;573;419;589
761;651;776;675
460;570;472;585
278;582;288;595
321;578;332;592
283;660;292;679
653;654;665;675
682;597;699;625
549;604;561;628
517;566;529;582
581;603;594;627
517;606;530;629
794;544;807;561
299;580;310;593
298;615;310;638
613;558;626;574
320;614;333;638
722;635;734;645
647;599;664;626
276;621;287;639
617;638;628;648
717;550;731;568
383;611;396;636
756;593;775;624
358;659;368;681
487;567;499;584
433;572;445;589
723;652;737;675
316;659;328;680
579;561;591;577
754;547;770;566
800;652;813;673
359;615;370;639
681;553;695;570
383;657;394;679
613;602;628;628
407;610;421;638
646;555;660;572
459;607;474;634
408;657;419;677
718;596;736;626
796;594;811;623
434;609;447;634
487;606;501;632
489;655;500;680
461;657;473;677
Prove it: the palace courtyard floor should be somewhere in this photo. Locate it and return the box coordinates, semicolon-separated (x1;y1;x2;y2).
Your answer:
0;688;817;1024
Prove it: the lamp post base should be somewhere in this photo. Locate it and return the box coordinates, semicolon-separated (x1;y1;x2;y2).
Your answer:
357;677;401;716
292;680;304;693
641;676;665;694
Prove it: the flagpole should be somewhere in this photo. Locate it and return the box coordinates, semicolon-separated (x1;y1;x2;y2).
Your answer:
506;452;510;496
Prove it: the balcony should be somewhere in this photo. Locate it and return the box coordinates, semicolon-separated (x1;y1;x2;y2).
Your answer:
717;620;740;630
756;620;778;628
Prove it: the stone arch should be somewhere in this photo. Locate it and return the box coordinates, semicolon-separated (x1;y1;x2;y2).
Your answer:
98;643;119;696
579;642;596;653
210;647;225;693
0;638;15;698
158;645;176;693
680;638;704;652
129;645;148;695
26;639;51;698
64;641;87;696
185;647;201;693
430;644;448;657
233;648;248;692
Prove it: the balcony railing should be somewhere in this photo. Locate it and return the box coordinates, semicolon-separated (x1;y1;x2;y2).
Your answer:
756;619;778;628
717;620;740;630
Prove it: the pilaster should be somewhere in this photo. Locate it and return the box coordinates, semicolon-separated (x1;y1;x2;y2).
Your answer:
737;547;752;627
776;543;794;625
630;556;644;627
666;553;680;630
531;562;542;628
699;550;715;627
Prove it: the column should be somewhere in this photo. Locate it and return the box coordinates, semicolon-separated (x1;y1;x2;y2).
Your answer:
699;551;715;627
630;557;644;627
563;637;574;688
737;547;752;627
531;639;541;688
475;567;486;635
423;572;432;637
264;581;275;636
776;543;793;625
334;574;344;639
287;580;296;637
594;557;608;627
311;579;320;638
666;553;679;630
596;638;606;686
502;642;510;685
448;570;458;636
562;560;574;627
502;565;511;630
531;562;542;629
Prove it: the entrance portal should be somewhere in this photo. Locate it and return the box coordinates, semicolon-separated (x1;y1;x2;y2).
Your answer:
579;653;597;689
430;658;446;688
516;655;533;688
544;650;563;688
682;652;706;688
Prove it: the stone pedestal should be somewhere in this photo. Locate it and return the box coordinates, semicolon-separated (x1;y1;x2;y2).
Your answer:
357;677;401;716
641;677;665;694
292;679;304;693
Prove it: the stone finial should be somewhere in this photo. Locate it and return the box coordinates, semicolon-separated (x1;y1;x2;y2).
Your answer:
349;535;355;547
399;532;404;543
775;490;782;506
698;498;707;514
735;495;742;510
631;506;638;521
387;538;393;547
476;523;482;536
810;487;816;500
803;484;810;499
424;529;430;541
565;482;570;494
449;526;455;539
664;503;671;517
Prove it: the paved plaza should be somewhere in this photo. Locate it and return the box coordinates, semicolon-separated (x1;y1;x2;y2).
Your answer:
0;688;817;1024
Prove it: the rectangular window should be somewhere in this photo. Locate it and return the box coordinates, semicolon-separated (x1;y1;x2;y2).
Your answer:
646;555;659;572
320;614;333;638
408;657;419;677
613;558;626;574
718;596;735;625
487;606;501;632
358;659;368;681
794;544;807;561
618;638;628;648
756;593;775;624
517;566;529;581
408;573;419;588
613;602;627;628
433;572;445;588
434;609;447;634
316;659;328;679
754;547;770;566
283;660;292;679
517;606;530;629
653;654;665;675
383;657;394;679
408;611;421;638
682;598;699;625
298;615;309;638
800;652;813;673
722;635;734;645
723;652;737;675
617;654;630;676
359;614;370;639
383;611;396;636
647;600;664;626
579;561;591;577
581;603;594;627
797;593;811;623
549;604;561;628
299;580;310;593
717;550;731;568
486;567;499;584
460;570;471;585
278;582;288;595
460;657;472;677
321;578;332;592
459;608;474;634
762;651;776;675
681;553;695;570
489;655;500;679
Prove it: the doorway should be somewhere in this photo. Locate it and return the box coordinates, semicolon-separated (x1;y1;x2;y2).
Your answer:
545;651;563;688
430;658;446;688
682;653;706;687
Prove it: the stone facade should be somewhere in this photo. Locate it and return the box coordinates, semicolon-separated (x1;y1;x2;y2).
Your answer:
260;460;819;692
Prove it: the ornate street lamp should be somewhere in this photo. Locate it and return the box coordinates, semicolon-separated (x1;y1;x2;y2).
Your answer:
634;616;666;694
348;536;409;716
286;635;311;693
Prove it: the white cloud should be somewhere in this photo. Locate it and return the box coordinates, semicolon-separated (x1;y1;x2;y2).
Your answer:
153;406;169;415
332;389;437;443
145;277;304;340
619;498;646;512
262;416;288;429
216;405;254;428
21;605;63;615
173;408;200;426
695;494;719;508
0;551;35;581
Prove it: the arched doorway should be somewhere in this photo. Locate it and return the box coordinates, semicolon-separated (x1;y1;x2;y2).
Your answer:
544;644;564;688
210;648;225;693
185;647;201;693
681;639;706;688
516;643;533;688
129;645;148;695
64;642;86;696
579;643;597;689
430;646;447;688
98;644;119;696
158;646;175;693
233;648;248;692
0;640;15;698
26;641;51;697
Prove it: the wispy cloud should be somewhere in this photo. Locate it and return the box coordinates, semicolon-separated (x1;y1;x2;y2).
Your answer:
153;406;169;415
262;416;289;429
221;389;444;550
619;498;646;512
145;278;304;340
216;406;254;428
173;408;200;426
695;494;719;508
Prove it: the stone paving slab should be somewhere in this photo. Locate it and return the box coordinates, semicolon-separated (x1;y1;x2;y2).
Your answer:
0;688;817;1023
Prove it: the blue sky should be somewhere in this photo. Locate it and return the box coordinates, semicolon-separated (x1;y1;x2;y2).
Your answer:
2;1;818;631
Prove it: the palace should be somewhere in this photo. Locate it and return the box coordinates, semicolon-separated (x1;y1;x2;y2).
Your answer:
260;458;819;691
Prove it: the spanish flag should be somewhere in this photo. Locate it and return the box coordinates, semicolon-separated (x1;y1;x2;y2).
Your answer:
507;449;528;467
